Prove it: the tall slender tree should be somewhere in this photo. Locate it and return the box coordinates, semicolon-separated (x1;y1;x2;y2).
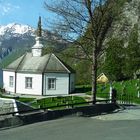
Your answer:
125;24;140;78
44;0;123;104
103;38;125;81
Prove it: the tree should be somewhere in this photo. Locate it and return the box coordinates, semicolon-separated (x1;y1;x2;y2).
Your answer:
124;24;140;78
42;46;56;54
103;38;125;81
44;0;123;104
59;46;91;85
75;60;91;85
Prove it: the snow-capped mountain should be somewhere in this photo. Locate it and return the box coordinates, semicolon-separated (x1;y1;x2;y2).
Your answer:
0;23;35;59
0;23;35;36
0;23;68;60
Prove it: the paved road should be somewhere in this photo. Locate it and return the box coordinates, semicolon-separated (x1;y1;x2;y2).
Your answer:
93;105;140;120
1;106;140;140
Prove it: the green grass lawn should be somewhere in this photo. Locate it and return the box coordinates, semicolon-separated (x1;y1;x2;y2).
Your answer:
36;96;87;109
0;92;87;109
17;97;35;103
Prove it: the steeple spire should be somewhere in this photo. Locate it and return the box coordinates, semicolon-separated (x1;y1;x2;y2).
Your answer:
32;16;43;57
37;16;42;37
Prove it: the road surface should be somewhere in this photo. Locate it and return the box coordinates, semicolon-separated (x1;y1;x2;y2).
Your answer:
0;106;140;140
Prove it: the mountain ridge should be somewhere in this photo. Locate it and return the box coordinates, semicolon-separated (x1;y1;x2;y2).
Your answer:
0;23;35;36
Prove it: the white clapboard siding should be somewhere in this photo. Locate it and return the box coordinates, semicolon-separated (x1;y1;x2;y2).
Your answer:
16;73;42;95
43;73;69;95
3;71;75;96
3;71;15;93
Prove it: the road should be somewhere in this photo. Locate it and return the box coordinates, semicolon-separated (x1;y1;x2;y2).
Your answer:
0;106;140;140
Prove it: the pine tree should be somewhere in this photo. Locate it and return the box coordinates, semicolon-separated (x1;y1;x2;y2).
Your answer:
103;38;125;81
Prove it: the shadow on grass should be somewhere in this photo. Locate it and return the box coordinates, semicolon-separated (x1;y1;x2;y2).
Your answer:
75;86;92;93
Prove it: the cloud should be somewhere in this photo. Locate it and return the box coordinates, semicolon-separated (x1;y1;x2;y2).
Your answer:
0;2;20;16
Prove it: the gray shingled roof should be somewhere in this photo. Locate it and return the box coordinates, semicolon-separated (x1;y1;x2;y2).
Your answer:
3;53;75;73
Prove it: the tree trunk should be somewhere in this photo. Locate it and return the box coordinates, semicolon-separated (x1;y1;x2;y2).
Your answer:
91;47;98;104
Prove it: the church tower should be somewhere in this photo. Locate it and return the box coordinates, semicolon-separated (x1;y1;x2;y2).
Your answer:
32;16;43;57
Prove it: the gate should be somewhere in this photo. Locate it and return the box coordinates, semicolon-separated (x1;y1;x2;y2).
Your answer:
117;93;134;105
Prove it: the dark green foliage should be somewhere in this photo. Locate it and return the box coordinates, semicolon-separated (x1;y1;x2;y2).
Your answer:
101;24;140;81
74;60;91;85
59;46;91;85
42;46;56;54
102;38;125;81
124;24;140;78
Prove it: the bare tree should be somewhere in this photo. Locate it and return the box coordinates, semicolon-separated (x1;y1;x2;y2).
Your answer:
44;0;121;104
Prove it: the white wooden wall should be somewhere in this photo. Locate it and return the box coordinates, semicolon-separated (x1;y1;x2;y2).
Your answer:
3;71;75;96
43;73;69;95
3;71;15;93
16;73;42;95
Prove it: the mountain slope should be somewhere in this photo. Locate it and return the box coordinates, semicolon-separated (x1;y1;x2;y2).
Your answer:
0;23;35;59
111;0;140;43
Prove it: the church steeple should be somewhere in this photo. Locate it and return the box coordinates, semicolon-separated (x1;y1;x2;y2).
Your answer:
32;16;43;57
37;16;42;37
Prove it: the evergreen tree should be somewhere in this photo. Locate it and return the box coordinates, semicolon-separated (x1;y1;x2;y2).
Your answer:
124;24;140;78
103;38;125;81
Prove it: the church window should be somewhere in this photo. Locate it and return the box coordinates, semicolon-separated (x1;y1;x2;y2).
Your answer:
48;78;56;90
9;76;14;87
25;77;32;89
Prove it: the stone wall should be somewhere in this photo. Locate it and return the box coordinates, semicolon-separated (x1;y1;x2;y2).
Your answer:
0;103;119;130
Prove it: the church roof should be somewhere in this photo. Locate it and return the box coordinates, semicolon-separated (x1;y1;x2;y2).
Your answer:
3;53;75;74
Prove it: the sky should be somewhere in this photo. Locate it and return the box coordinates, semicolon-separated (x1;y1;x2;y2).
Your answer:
0;0;53;28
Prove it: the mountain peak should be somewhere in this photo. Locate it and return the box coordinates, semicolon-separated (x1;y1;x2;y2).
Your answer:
0;23;35;36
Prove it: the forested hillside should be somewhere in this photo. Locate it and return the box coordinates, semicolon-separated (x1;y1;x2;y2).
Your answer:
55;0;140;84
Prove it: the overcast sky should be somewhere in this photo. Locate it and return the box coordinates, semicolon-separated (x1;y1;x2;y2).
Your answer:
0;0;53;28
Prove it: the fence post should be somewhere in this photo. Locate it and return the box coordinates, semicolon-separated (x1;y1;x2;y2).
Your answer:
109;83;113;103
112;88;117;103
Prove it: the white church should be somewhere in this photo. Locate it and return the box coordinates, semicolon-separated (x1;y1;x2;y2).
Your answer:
2;17;75;96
